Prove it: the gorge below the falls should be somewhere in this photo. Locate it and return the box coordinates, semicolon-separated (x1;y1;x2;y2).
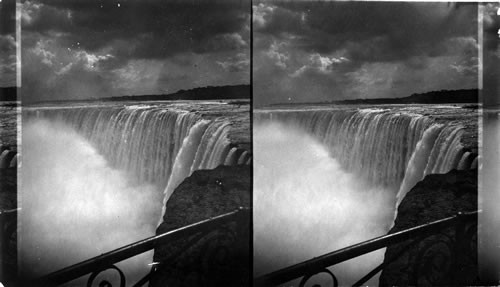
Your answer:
253;104;477;285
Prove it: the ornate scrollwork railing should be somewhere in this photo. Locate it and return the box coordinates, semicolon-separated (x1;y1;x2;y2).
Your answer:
33;207;250;287
148;219;250;287
6;208;478;286
254;211;478;287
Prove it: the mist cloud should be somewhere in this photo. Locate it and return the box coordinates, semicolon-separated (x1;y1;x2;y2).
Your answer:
254;122;394;284
20;119;163;281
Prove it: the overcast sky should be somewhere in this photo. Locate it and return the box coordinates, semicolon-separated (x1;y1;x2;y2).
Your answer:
0;0;16;87
21;0;250;103
483;3;500;107
3;1;495;105
254;1;479;106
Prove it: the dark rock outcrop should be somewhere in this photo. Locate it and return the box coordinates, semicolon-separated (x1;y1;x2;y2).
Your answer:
151;165;251;287
379;169;478;286
0;167;16;210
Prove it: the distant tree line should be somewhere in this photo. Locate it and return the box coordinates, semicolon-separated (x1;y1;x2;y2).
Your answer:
1;85;250;103
104;84;250;102
1;86;477;104
334;89;478;105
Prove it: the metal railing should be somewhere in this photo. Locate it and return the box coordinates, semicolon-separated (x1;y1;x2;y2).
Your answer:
33;207;250;287
1;208;479;286
254;210;478;287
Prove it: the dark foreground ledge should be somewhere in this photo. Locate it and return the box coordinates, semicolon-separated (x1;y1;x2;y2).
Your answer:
380;169;478;286
151;165;251;287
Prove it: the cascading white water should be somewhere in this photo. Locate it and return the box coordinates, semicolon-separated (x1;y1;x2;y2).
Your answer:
423;125;465;175
396;123;467;207
256;108;473;194
396;124;444;207
257;109;429;189
237;151;250;165
254;122;393;285
20;119;163;281
0;149;17;168
458;151;473;170
163;120;211;207
160;119;233;221
254;107;475;284
21;105;249;280
26;106;246;205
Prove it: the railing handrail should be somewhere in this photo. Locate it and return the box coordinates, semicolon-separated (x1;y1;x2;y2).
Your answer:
254;210;478;286
0;208;18;217
36;207;250;286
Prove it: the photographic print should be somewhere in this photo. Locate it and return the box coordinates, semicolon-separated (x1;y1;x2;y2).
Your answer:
253;1;480;286
1;0;500;286
16;0;251;286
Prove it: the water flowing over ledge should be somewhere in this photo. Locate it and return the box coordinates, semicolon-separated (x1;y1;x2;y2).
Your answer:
19;101;250;278
24;103;251;218
253;105;477;282
255;106;477;208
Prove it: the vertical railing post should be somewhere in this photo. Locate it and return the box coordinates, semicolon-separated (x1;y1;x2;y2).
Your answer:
452;212;467;285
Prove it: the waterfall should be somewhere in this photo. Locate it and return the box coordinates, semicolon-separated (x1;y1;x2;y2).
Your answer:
396;124;444;207
458;151;473;170
20;104;250;279
256;108;474;204
160;119;233;221
254;107;475;281
25;106;249;218
0;148;17;168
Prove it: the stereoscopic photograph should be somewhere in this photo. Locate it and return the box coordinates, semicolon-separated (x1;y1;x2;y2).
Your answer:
253;1;486;286
3;0;251;286
0;0;499;287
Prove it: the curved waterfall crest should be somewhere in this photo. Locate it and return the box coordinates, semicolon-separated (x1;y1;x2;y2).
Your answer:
256;108;473;206
26;106;247;220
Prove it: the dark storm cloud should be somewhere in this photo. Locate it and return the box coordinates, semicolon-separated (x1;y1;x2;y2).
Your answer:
0;0;16;35
256;1;476;63
483;3;500;52
0;0;17;87
254;1;478;106
23;0;249;60
21;0;250;102
482;3;500;107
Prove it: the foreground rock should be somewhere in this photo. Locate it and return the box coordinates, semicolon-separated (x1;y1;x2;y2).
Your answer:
0;167;16;210
379;169;478;286
151;165;251;287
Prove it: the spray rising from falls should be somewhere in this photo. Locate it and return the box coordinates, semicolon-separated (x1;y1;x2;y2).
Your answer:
27;107;250;203
256;108;474;199
254;107;476;283
22;105;250;278
254;122;393;284
21;119;162;279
